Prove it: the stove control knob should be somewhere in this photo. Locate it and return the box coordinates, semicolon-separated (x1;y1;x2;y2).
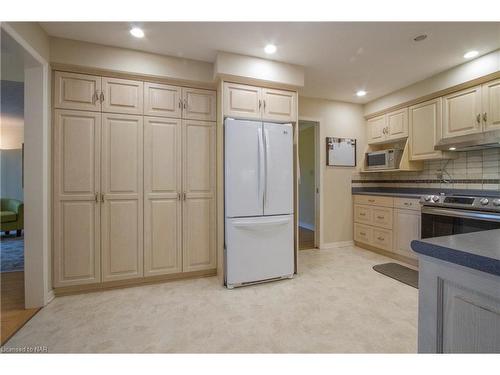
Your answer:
432;196;439;202
424;195;432;202
493;199;500;207
479;198;489;205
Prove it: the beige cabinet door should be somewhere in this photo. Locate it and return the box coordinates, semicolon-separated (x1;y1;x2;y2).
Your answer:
442;85;482;138
409;98;444;160
101;114;143;281
54;71;101;111
482;78;500;132
182;119;216;272
53;110;101;287
386;107;408;140
393;208;420;259
367;115;386;144
262;88;297;122
144;117;183;276
102;77;144;115
144;82;182;118
223;82;262;120
182;88;216;121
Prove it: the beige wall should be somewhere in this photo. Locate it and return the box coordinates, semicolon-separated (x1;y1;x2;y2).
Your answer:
298;124;315;229
4;22;50;63
365;49;500;115
299;96;365;245
50;37;214;85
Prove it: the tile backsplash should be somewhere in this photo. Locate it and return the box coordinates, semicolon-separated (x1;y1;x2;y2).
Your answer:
352;149;500;191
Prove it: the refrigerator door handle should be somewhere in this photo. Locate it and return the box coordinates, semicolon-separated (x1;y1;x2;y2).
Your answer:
263;127;269;208
257;127;265;207
231;217;290;228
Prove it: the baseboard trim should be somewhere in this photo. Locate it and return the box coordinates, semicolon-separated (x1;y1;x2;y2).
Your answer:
354;241;419;267
45;288;55;305
298;221;315;231
320;240;354;249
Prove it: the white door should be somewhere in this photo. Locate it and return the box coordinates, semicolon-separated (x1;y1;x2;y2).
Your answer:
102;77;144;115
262;88;296;122
54;71;101;112
226;215;294;286
144;82;182;118
144;117;182;276
263;122;294;216
101;114;143;281
224;119;263;217
182;119;216;272
442;85;482;138
182;88;216;121
53;110;101;287
223;82;262;120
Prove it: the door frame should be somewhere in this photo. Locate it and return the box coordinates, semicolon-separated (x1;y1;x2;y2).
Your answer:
2;24;53;308
298;117;322;249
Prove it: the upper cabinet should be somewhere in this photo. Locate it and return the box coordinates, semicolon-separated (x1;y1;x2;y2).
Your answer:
102;77;144;115
409;98;445;161
367;108;408;145
442;85;482;138
223;82;297;122
54;71;102;112
182;87;216;121
482;78;500;132
144;82;182;118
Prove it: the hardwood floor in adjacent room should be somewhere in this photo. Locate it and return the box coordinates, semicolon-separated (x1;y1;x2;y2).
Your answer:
1;271;40;345
299;226;315;250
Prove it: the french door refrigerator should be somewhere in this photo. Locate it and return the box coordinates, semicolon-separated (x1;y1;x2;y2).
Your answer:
225;118;294;288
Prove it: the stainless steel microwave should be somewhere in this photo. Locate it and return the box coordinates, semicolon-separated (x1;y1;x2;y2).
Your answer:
365;149;402;170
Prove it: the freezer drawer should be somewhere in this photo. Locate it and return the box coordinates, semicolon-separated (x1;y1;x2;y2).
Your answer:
225;215;294;286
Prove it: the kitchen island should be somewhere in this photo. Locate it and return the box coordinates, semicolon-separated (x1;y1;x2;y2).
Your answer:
411;230;500;353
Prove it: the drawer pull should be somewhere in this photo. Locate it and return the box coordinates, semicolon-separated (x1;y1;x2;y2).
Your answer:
377;236;384;241
360;213;366;216
368;199;375;203
360;232;366;236
376;216;385;220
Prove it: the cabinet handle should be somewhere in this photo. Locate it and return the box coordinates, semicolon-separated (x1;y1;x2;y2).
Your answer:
359;213;366;216
183;99;187;109
263;100;266;110
100;91;105;103
183;192;186;201
179;99;182;109
258;100;262;109
101;193;105;203
95;193;99;203
93;91;99;104
368;199;375;203
404;202;410;206
377;236;384;241
177;192;181;201
476;113;481;124
360;232;366;236
483;112;487;122
376;215;384;220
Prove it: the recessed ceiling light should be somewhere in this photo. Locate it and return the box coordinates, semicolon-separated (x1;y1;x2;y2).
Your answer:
464;50;478;59
356;90;367;97
264;44;277;54
130;27;144;38
449;147;457;151
413;34;427;42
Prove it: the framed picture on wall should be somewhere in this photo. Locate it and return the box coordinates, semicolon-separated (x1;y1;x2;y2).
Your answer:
326;137;356;167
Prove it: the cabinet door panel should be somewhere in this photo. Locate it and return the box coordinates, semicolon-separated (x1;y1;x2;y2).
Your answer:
393;208;420;259
182;88;216;121
372;206;393;229
53;110;101;287
183;120;216;272
54;71;101;111
367;115;386;144
262;88;296;122
409;98;443;160
354;223;372;245
372;228;393;251
144;117;182;276
442;86;482;138
482;78;500;131
354;204;372;224
102;77;143;115
223;82;262;120
101;114;143;281
144;82;182;118
387;108;408;140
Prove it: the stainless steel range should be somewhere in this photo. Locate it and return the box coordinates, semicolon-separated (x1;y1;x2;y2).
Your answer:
420;194;500;239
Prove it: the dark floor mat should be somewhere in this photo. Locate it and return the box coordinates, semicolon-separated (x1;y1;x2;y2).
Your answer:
373;262;418;289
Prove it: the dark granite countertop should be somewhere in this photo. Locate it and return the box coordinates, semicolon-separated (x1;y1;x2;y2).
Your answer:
352;191;422;199
411;229;500;277
352;187;500;199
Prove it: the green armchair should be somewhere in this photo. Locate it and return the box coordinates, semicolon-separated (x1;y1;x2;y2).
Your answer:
1;198;24;236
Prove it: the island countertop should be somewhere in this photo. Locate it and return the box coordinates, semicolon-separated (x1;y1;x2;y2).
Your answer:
411;229;500;277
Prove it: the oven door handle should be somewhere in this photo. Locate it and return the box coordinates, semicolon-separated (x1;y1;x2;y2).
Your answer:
421;206;500;223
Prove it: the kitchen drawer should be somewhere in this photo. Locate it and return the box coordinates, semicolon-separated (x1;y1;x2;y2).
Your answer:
354;223;372;245
372;228;393;251
393;197;420;211
354;204;372;224
354;194;393;208
371;206;393;229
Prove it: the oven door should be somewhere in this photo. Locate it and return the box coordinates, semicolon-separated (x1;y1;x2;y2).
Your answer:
421;206;500;239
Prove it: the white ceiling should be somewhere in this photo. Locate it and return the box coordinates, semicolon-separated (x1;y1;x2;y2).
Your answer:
40;22;500;103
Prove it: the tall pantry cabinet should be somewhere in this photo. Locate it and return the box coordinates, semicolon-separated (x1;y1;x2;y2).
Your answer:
52;71;216;289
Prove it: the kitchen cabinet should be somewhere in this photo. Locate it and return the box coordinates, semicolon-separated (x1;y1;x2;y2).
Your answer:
393;208;420;259
182;87;217;121
143;117;183;276
101;113;144;282
182;119;216;272
53;110;101;287
442;85;482;138
144;82;182;118
223;82;297;122
54;71;101;112
482;78;500;132
367;115;386;144
102;77;144;115
386;108;409;140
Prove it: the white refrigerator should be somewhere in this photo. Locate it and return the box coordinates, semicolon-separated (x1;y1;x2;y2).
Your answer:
225;118;294;288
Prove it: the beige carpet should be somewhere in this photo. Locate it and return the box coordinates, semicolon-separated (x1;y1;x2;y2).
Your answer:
2;246;417;353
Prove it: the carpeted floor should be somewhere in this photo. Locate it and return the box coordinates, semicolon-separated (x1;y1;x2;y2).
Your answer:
1;233;24;273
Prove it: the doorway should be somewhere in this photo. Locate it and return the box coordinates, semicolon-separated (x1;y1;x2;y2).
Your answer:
298;120;320;250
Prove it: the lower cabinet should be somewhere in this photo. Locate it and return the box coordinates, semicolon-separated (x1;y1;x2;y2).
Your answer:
393;208;420;260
